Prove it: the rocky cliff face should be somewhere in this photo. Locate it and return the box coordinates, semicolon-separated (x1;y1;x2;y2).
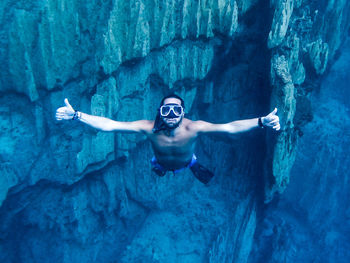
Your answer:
250;37;350;263
0;0;349;262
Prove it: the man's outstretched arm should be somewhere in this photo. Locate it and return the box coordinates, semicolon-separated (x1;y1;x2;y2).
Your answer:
55;98;153;133
192;108;280;134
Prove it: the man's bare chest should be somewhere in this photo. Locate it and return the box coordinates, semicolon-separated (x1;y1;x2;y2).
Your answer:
148;129;196;153
153;133;193;147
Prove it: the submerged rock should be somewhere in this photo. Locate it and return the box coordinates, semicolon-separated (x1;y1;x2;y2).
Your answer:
251;37;350;263
0;0;349;262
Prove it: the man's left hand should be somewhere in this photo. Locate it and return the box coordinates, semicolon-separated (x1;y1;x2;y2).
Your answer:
262;108;280;131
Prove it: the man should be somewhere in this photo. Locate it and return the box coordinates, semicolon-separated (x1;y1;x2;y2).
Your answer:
56;94;280;184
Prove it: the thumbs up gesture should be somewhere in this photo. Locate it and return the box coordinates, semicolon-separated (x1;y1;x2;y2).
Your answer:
262;108;280;131
56;98;75;120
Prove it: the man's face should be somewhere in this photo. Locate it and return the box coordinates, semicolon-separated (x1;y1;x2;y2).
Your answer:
161;98;184;129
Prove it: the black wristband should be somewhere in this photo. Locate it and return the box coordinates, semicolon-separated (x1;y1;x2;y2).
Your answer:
258;117;264;128
72;110;79;120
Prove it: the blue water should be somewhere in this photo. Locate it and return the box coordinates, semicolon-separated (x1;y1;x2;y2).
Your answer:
251;38;350;263
0;4;349;262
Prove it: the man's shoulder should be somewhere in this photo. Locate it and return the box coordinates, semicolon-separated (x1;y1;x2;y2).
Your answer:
183;118;204;131
184;119;218;133
183;118;193;126
133;120;154;133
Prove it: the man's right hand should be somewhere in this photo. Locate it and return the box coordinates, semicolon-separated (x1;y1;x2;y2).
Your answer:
56;98;75;121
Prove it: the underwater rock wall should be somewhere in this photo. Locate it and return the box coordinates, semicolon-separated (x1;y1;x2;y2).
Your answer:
250;37;350;263
265;0;350;201
0;0;349;262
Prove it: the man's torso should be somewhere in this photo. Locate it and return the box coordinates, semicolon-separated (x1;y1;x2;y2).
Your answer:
146;118;198;170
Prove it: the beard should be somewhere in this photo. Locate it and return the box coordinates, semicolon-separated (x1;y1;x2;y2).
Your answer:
163;116;182;129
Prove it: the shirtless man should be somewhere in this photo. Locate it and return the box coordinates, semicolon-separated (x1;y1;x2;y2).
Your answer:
56;94;280;183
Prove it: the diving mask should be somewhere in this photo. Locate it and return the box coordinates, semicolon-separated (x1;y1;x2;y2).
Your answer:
160;104;184;118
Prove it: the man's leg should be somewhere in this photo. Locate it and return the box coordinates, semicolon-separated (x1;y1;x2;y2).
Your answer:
151;157;167;177
189;156;214;184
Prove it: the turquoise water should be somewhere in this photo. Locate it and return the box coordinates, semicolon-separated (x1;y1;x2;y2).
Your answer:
0;1;350;262
250;37;350;263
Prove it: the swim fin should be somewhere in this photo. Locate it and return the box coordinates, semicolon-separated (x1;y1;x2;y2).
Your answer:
190;162;214;184
152;166;166;177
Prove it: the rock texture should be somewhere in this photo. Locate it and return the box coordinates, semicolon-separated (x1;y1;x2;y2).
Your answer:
265;0;350;201
250;37;350;263
0;0;349;262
